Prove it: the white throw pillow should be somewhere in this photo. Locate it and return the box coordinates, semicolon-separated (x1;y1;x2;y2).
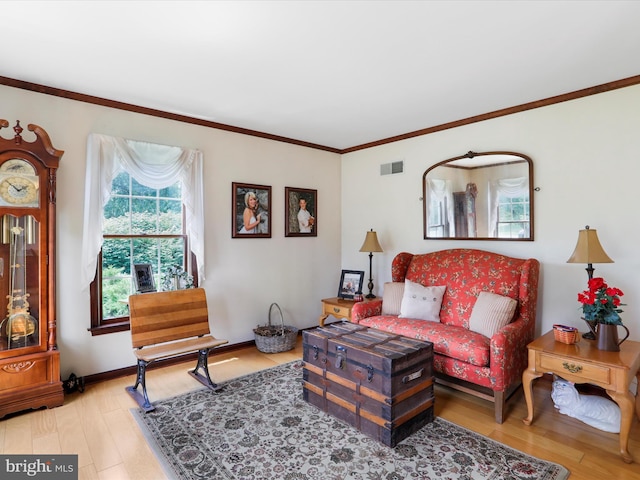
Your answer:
399;280;446;322
381;282;405;315
469;292;518;338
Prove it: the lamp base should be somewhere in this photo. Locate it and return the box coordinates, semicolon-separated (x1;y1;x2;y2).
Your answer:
365;258;375;299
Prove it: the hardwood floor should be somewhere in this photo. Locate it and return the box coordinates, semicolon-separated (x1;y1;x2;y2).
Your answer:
1;337;639;479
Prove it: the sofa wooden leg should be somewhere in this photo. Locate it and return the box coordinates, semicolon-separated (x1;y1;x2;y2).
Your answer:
494;391;505;424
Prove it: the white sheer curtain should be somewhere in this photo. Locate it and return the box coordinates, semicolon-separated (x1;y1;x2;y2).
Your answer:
427;178;454;237
487;176;528;237
80;134;205;290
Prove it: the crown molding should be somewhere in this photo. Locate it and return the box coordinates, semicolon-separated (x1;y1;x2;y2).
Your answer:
342;75;640;153
2;74;639;154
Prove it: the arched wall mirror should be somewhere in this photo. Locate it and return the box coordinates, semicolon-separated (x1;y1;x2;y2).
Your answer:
423;151;534;240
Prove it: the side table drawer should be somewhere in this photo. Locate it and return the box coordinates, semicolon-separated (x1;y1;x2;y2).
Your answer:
325;304;350;318
539;353;611;385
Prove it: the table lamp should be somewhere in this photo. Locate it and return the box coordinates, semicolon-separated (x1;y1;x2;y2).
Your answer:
567;225;613;338
567;225;613;279
359;229;383;298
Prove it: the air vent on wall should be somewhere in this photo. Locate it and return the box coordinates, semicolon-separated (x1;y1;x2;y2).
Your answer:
380;160;404;176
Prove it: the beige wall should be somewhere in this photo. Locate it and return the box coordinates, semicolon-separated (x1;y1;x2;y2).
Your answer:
342;83;640;342
0;84;342;377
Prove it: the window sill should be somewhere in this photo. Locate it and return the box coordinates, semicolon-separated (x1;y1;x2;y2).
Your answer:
88;321;130;336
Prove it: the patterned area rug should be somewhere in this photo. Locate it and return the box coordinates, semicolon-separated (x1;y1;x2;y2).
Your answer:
132;361;569;480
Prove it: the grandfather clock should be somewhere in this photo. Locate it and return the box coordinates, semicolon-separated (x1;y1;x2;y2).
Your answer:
0;120;64;418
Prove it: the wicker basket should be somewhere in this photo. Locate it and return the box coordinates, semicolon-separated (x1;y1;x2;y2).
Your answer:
553;324;579;344
253;303;298;353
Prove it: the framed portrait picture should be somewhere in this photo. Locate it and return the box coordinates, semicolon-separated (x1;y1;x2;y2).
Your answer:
285;187;317;237
133;263;156;293
337;270;364;300
232;182;272;238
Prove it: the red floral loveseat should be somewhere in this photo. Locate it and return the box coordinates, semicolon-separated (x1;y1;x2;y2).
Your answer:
351;248;540;423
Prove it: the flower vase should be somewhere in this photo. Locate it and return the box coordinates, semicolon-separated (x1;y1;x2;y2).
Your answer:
582;319;596;340
596;323;630;352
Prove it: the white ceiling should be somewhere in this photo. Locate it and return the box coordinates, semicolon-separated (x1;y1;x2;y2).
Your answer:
1;1;639;151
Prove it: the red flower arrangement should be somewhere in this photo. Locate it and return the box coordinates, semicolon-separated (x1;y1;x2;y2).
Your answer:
577;277;625;325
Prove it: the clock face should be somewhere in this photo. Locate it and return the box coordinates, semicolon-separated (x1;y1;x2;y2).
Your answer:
0;177;38;205
0;159;37;176
0;158;40;207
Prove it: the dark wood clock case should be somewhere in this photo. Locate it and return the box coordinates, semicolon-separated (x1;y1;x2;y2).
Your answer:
0;120;64;418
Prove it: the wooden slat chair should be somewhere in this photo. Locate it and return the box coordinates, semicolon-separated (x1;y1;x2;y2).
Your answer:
125;287;228;412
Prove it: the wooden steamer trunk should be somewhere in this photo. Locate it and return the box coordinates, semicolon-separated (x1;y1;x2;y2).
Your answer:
303;323;434;447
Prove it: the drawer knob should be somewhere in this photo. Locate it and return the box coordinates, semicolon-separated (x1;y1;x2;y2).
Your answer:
562;362;582;374
333;307;340;313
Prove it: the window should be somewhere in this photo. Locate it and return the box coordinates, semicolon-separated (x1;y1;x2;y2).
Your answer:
82;134;205;335
90;172;194;333
425;178;452;237
427;195;448;237
488;176;530;238
496;193;530;238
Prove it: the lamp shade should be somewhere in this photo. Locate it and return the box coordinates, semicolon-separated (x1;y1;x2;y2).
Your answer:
566;225;613;264
359;229;383;253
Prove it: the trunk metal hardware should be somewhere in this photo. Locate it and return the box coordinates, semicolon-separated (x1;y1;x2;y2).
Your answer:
366;365;374;382
402;368;424;384
335;345;346;369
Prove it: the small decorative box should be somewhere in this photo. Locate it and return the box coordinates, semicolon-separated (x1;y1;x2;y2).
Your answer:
553;324;579;344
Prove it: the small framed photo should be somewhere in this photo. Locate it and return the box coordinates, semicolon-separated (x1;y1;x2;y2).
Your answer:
232;182;272;238
285;187;317;237
134;263;156;293
337;270;364;299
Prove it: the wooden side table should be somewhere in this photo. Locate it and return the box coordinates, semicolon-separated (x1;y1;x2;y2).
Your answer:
319;297;357;326
522;330;640;463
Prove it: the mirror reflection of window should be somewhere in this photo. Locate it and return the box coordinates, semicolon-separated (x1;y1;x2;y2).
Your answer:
426;178;452;237
488;177;530;238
